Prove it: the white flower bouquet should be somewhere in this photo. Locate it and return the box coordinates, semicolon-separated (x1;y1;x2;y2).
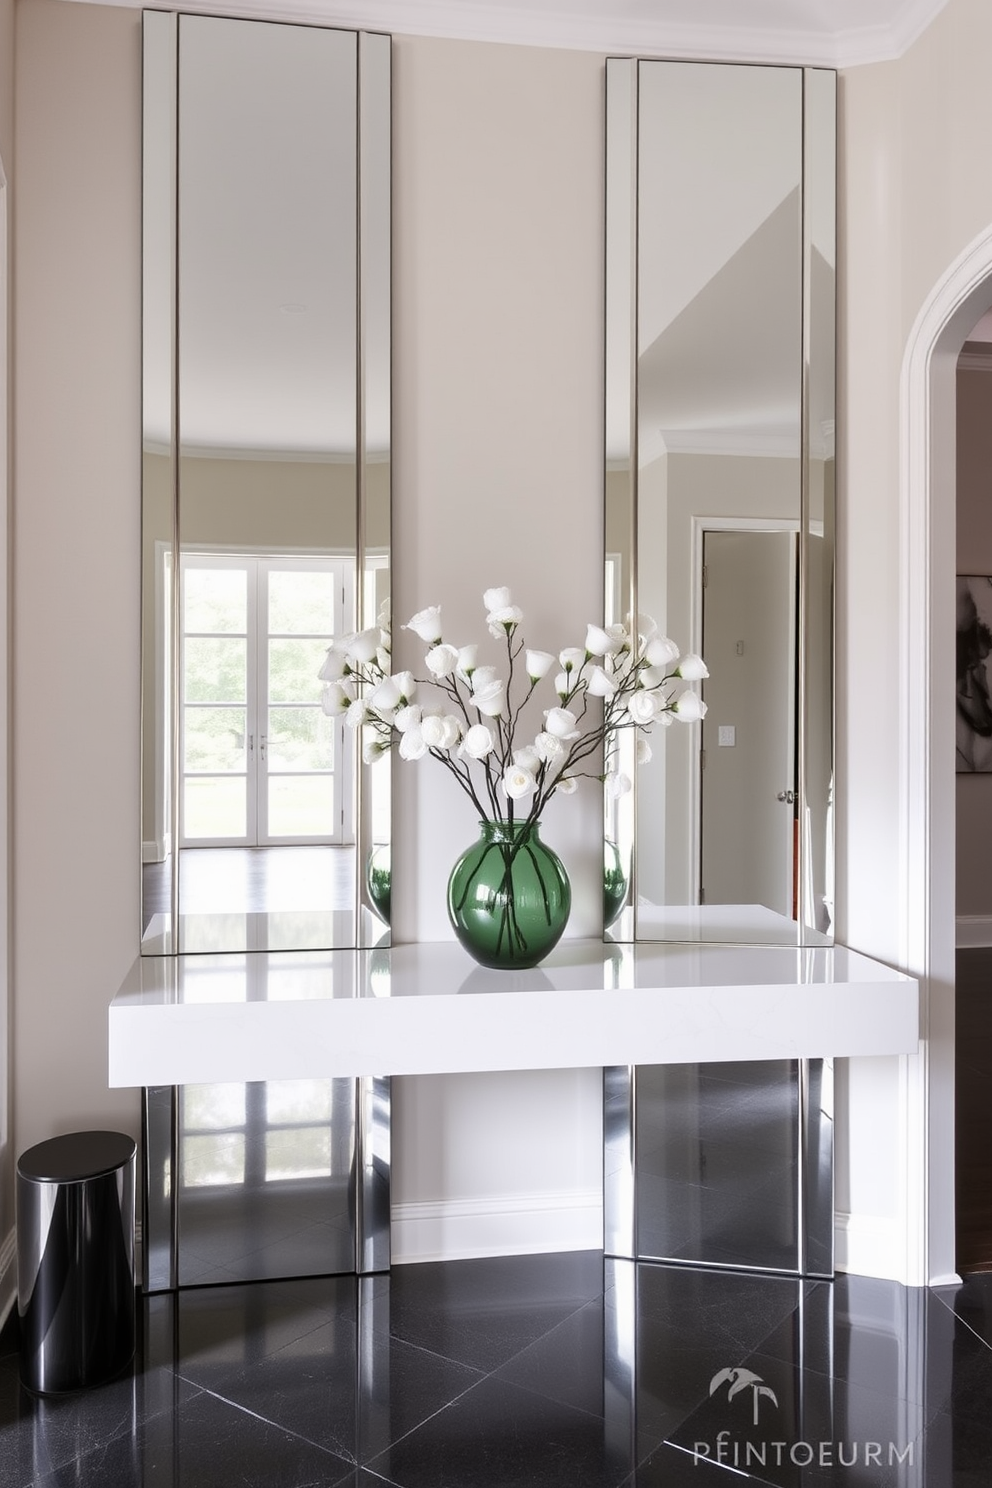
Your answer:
318;585;707;827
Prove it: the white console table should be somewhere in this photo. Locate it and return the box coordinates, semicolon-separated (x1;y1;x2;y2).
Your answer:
109;940;919;1289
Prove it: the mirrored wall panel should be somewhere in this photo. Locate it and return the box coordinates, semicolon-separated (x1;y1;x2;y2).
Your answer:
142;13;391;955
605;59;835;946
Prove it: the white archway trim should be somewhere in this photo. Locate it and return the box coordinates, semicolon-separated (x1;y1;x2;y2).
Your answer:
900;220;992;1286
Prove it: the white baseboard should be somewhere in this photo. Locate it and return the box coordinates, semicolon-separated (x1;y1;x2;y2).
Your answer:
0;1227;15;1332
835;1211;923;1285
956;915;992;948
142;836;171;865
391;1189;603;1265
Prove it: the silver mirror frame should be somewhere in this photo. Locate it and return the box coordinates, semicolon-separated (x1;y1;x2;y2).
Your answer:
140;14;391;955
603;58;835;947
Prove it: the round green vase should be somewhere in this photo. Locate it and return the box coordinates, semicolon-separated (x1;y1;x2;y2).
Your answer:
447;820;571;970
366;845;391;925
603;840;628;929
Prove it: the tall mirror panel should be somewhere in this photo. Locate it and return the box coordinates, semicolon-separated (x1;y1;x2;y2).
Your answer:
141;15;391;955
605;59;835;947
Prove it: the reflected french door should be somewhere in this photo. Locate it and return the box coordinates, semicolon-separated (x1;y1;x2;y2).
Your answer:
179;555;352;847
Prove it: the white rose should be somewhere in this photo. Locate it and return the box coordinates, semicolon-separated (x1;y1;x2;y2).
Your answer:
555;775;578;796
393;671;416;704
606;623;629;650
585;666;617;699
363;738;390;764
440;715;462;749
369;676;401;712
513;745;541;774
471;666;499;693
487;605;523;636
637;665;667;691
606;772;632;799
426;643;460;678
674;690;707;722
535;731;566;766
394;705;422;733
483;586;512;613
645;635;680;669
457;645;479;676
462;723;496;759
317;648;348;682
349;627;382;665
473;679;506;717
503;765;537;800
554;671;571;699
627;690;659;725
321;680;354;716
544;707;579;739
526;650;556;681
637;736;653;764
559;647;585;673
405;606;443;643
421;714;460;749
346;699;369;728
399;727;428;760
585;624;614;656
677;653;709;681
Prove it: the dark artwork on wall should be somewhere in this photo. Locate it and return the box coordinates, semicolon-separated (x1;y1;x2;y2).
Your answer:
957;575;992;771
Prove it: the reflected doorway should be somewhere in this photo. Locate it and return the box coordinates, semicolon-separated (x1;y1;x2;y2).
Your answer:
699;527;798;920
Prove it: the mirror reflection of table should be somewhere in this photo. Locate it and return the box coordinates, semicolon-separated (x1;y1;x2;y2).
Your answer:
110;940;918;1290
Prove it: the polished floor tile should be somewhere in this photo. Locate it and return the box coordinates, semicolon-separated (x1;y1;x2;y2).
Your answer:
4;1253;992;1485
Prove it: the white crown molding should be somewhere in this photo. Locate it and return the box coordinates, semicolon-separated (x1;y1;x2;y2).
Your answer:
65;0;949;69
958;344;992;373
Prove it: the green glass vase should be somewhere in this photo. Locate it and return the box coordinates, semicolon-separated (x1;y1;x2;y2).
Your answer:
603;840;628;929
447;819;571;970
366;845;391;925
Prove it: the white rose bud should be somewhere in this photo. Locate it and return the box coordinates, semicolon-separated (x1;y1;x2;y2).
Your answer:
645;635;680;669
637;736;653;764
513;745;541;775
544;707;580;739
503;765;537;800
487;605;523;636
462;723;496;759
526;650;556;681
554;671;571;699
349;627;383;665
606;772;632;799
677;653;709;681
399;727;428;760
394;672;417;704
321;680;354;716
471;666;499;693
369;676;401;713
473;679;506;718
585;624;614;656
394;705;422;733
457;645;479;676
606;623;629;651
556;776;578;795
363;738;389;765
559;647;586;673
674;690;707;722
585;665;617;699
535;732;566;766
637;666;667;690
627;690;659;725
483;586;512;613
426;643;460;679
317;648;348;682
404;606;443;644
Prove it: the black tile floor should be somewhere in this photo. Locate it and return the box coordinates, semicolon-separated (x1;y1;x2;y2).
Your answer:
3;1251;992;1486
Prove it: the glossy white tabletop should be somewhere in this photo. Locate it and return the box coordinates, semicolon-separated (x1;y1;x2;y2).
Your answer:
109;939;920;1087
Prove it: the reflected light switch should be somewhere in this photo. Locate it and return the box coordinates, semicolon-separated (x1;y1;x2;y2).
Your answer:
718;725;736;747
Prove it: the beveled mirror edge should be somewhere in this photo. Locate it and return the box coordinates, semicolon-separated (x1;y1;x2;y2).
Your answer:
357;30;392;947
603;56;836;949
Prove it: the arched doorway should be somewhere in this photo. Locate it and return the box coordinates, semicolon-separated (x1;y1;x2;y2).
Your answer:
901;223;992;1285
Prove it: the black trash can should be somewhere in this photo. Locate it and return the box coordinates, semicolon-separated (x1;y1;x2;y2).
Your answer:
16;1131;136;1395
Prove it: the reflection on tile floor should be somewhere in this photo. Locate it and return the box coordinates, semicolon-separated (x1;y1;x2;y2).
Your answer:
3;1252;992;1485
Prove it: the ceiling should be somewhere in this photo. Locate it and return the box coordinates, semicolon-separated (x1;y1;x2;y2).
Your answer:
73;0;950;68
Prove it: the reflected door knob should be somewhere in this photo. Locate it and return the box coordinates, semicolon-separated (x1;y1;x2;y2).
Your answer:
777;789;796;804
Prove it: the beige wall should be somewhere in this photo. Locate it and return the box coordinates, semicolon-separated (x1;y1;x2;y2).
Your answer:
955;366;992;919
0;0;12;1305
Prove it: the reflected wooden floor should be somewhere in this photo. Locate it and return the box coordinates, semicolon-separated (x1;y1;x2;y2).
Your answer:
956;947;992;1272
142;846;357;933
